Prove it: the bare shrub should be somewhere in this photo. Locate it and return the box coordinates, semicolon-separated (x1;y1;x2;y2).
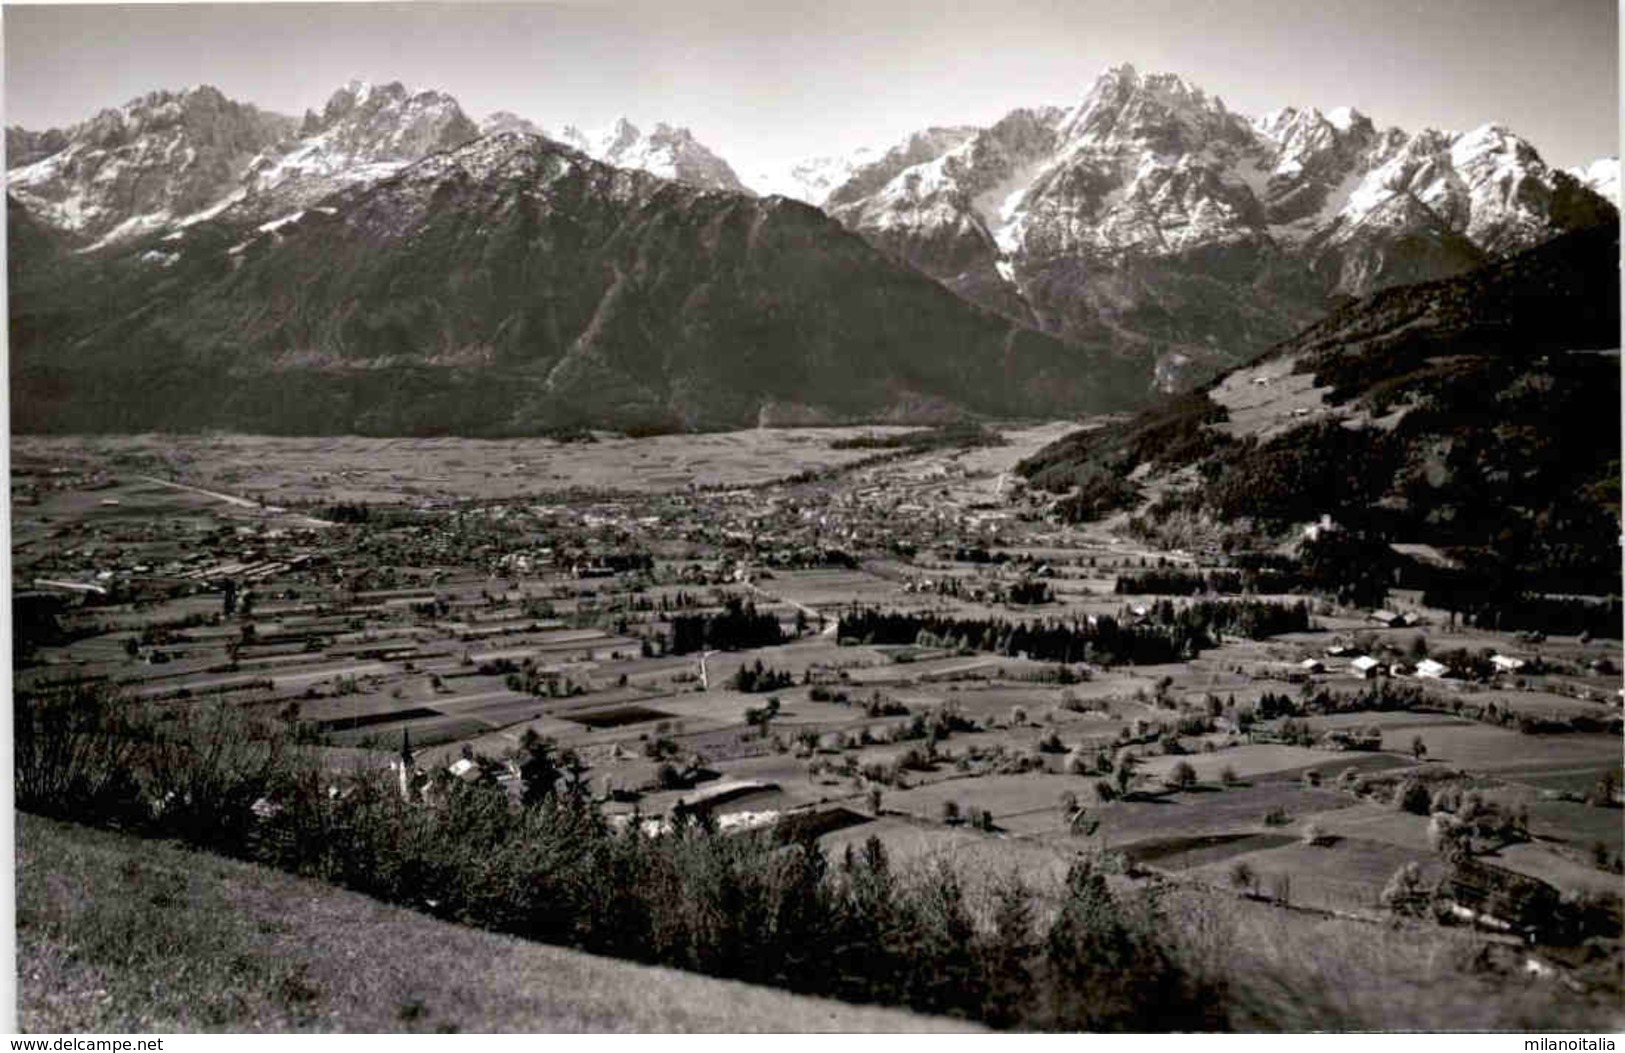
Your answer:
1428;813;1471;862
142;700;295;851
1380;862;1433;915
14;684;147;825
1395;778;1433;816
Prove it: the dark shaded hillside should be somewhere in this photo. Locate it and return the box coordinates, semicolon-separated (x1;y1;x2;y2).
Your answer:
8;194;86;371
1271;219;1621;382
1019;223;1622;594
10;133;1148;435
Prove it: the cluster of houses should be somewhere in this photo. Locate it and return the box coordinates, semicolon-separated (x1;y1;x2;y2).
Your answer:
402;448;1048;597
1298;641;1536;683
20;512;332;610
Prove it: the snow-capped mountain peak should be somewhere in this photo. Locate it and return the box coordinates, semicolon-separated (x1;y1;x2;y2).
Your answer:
299;78;475;156
238;78;479;217
8;77;765;252
555;117;744;191
1057;62;1247;153
1325;105;1362;132
827;63;1601;278
7;78;494;249
813;62;1615;393
749;148;878;204
605;117;641;154
480;111;546;138
8;84;298;245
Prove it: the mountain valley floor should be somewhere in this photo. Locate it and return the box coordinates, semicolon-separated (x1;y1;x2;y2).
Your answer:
12;421;1624;1031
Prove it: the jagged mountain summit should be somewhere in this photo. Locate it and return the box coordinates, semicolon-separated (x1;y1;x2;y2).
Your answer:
6;79;478;248
479;111;546;138
806;63;1616;388
234;80;481;216
749;127;985;208
5;85;299;248
8;68;1614;431
5;124;72;168
477;111;746;192
555;118;746;192
749;148;877;204
7;81;749;250
10;132;1141;435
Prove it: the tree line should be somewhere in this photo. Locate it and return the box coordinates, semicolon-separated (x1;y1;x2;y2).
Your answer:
837;599;1312;667
669;597;785;654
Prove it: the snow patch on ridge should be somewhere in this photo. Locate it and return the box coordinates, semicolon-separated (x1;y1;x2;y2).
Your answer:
971;154;1050;255
78;211;174;252
257;210;306;234
1566;156;1619;205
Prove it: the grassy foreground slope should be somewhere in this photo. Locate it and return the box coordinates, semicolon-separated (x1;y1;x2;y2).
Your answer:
15;814;976;1033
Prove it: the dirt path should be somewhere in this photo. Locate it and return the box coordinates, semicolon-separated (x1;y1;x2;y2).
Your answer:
136;474;335;528
747;581;839;636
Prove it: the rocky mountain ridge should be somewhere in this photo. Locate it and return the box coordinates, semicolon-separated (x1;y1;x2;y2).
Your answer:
7;80;747;249
792;64;1616;386
8;68;1616;426
554;118;746;193
6;86;299;247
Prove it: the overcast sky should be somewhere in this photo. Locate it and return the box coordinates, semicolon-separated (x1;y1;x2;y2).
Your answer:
4;0;1619;178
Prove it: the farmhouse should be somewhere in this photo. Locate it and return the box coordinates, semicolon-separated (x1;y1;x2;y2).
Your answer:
1415;658;1450;679
1491;654;1527;674
1302;514;1339;541
1440;859;1562;941
1349;655;1382;679
1321;726;1382;751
